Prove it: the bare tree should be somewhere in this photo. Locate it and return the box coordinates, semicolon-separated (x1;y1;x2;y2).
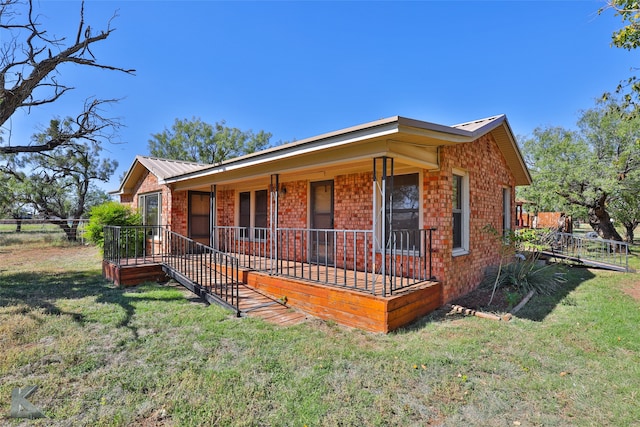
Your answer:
0;0;134;154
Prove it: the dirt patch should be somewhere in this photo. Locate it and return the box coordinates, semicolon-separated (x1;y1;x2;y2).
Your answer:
447;284;513;314
622;280;640;302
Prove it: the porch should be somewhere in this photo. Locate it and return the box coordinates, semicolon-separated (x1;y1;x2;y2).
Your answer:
102;226;442;333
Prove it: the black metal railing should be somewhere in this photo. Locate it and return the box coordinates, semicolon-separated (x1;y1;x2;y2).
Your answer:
212;226;436;296
103;225;163;266
105;225;435;301
103;226;240;313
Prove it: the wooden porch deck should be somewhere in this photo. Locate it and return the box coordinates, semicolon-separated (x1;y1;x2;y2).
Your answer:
102;254;442;333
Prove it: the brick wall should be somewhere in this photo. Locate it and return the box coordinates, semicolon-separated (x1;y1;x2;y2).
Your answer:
429;133;516;302
334;173;373;230
278;180;308;228
216;189;236;226
171;191;187;235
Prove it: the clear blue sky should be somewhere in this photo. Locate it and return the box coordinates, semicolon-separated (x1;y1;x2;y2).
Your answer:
7;0;637;191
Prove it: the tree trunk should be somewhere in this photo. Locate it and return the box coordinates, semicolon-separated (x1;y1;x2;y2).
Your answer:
53;220;78;242
623;220;637;244
15;219;22;233
588;203;623;241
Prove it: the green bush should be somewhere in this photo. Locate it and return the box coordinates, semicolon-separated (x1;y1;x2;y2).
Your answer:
86;202;142;248
482;254;566;297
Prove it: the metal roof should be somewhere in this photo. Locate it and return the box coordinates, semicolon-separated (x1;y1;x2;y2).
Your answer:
135;156;208;180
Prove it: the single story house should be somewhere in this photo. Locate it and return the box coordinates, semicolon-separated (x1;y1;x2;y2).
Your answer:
107;114;531;332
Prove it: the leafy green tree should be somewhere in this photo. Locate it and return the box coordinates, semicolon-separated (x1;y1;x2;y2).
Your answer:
148;117;272;164
9;119;117;241
520;99;640;241
610;188;640;243
600;1;640;111
0;170;31;231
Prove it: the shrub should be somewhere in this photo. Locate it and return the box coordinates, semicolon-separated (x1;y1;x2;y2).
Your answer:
86;202;142;248
482;254;566;297
482;225;564;304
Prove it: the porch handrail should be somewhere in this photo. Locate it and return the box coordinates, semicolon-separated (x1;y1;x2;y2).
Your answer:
553;232;630;272
161;228;240;313
212;225;435;296
103;225;166;266
103;225;240;313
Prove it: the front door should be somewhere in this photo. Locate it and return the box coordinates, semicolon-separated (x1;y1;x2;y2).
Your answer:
310;180;334;264
189;191;211;246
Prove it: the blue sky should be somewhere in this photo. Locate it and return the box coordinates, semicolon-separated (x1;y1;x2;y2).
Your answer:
6;0;637;191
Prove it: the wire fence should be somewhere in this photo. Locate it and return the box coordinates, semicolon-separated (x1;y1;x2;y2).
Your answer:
0;219;90;244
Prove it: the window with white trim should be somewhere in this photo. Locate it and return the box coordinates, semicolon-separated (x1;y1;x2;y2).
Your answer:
139;192;161;227
452;171;469;255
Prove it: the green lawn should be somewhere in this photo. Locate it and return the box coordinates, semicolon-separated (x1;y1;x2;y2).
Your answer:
1;234;639;426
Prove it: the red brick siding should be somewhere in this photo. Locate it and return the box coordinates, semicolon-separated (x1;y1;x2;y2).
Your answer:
216;189;235;226
428;134;516;302
171;191;188;235
278;181;307;228
334;173;373;231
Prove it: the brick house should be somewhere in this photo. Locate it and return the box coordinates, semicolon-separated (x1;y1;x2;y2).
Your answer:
111;114;531;332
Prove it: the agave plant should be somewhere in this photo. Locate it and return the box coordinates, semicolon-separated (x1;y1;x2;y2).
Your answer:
482;225;565;305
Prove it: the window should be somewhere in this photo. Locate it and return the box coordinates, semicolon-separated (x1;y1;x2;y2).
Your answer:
385;173;420;251
502;187;511;234
238;189;268;239
452;171;469;255
189;191;210;244
139;192;161;227
254;190;268;230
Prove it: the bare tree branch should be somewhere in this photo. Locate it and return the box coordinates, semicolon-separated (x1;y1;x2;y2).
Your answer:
0;98;120;154
0;0;134;154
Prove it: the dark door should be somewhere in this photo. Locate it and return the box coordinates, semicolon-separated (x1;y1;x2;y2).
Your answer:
189;191;211;246
310;180;334;264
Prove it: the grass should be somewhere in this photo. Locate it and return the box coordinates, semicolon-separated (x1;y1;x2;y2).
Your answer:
1;233;639;426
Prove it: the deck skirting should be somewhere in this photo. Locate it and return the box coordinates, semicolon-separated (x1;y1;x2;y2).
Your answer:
102;260;442;332
102;260;168;287
245;271;442;333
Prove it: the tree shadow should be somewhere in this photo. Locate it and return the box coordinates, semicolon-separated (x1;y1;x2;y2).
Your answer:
512;264;596;321
0;270;186;340
397;263;598;333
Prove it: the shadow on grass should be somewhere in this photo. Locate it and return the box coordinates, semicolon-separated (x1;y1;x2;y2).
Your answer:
398;263;598;333
0;270;184;339
513;264;596;321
